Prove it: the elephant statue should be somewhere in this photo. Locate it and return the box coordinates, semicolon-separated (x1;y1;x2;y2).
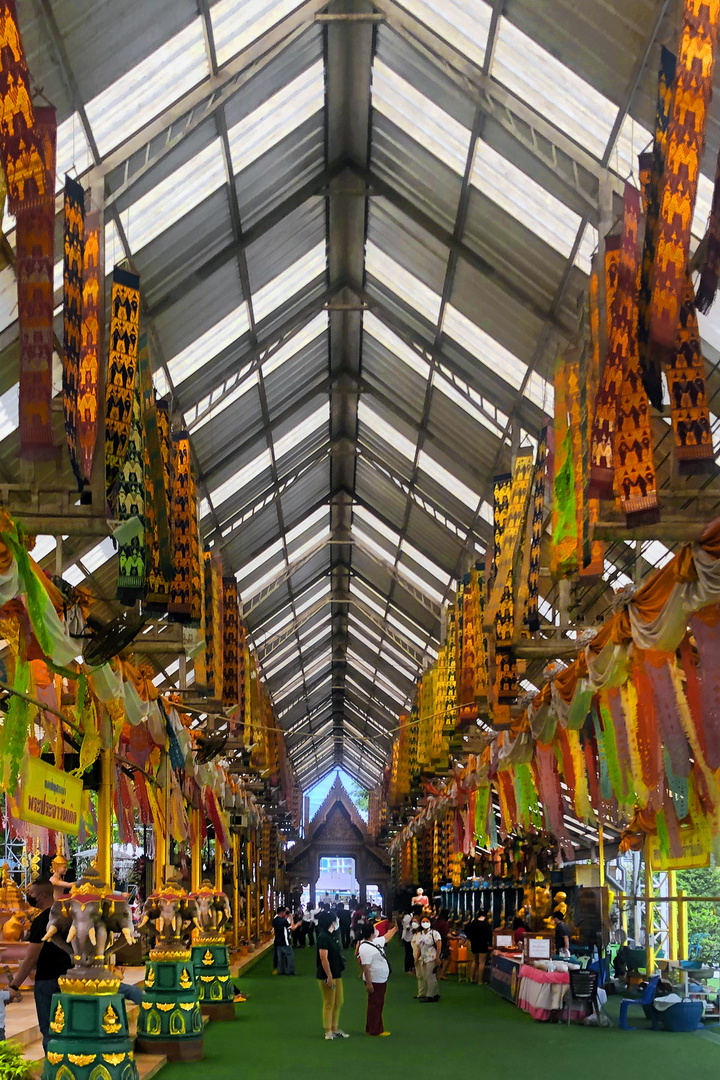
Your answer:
192;882;232;936
137;883;201;950
42;868;135;973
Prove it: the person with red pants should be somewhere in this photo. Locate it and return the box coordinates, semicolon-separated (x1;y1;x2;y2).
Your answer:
358;920;397;1036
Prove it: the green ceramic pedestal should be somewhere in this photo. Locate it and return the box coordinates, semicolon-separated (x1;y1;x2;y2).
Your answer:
136;951;204;1061
42;987;139;1080
192;940;235;1020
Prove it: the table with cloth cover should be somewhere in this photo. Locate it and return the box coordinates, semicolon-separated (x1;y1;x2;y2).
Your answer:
516;963;588;1021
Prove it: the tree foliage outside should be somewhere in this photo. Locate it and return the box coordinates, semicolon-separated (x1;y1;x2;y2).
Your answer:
677;866;720;964
349;781;369;813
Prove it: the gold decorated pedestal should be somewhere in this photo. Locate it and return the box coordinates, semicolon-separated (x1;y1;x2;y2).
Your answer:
191;938;235;1021
136;950;204;1061
42;983;138;1080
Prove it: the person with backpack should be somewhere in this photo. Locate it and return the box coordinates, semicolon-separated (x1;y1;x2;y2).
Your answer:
357;920;397;1035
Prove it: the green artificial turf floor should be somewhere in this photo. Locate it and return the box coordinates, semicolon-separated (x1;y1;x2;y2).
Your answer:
160;939;720;1080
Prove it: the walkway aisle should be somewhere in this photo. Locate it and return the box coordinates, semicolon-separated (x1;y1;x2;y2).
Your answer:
161;941;720;1080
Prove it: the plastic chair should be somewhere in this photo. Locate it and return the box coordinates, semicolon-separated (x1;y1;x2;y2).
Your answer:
564;968;599;1025
618;974;661;1030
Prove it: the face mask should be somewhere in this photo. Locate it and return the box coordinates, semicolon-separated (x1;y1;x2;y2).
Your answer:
421;922;430;930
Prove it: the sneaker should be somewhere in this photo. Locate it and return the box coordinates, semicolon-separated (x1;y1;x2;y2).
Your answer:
325;1032;335;1040
333;1030;350;1039
417;996;430;1002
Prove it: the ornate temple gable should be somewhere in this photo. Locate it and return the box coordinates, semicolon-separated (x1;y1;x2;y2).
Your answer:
307;775;369;838
312;802;366;847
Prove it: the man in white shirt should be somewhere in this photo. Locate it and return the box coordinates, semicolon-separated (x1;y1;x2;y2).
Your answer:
358;920;397;1036
401;904;423;973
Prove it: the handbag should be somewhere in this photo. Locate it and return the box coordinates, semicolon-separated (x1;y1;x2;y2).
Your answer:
364;941;392;976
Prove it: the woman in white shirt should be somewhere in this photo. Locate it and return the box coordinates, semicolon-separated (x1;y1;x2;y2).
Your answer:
412;918;441;1002
358;920;397;1035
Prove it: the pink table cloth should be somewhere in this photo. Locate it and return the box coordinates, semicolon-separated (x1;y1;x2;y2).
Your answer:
517;964;587;1021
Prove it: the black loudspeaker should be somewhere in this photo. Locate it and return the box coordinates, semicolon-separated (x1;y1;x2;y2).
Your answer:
576;885;609;947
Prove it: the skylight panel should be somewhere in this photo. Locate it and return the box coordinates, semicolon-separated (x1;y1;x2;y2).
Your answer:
349;580;387;619
255;608;294;646
693;172;714;241
353;525;396;566
240;557;286;600
286;504;329;546
386;610;428;650
86;20;210;156
253;243;326;324
358;400;417;461
62;564;85;587
400;539;451;585
263;312;328;377
120;140;226;255
364;311;430;377
30;535;57;562
288;525;330;563
189;369;257;432
401;0;491;68
273;402;329;461
56;113;93;188
353;504;401;546
575;223;598;276
418;448;479;509
209;447;272;509
0;383;18;441
372;59;471;175
81;538;116;574
492;18;615;160
471;141;582;259
443;304;554;412
167;303;250;387
397;561;446;605
228;60;324;175
612;114;651;184
295;579;332;615
432;371;504;438
365;242;443;324
264;646;300;682
236;538;284;584
210;0;305;66
640;540;674;569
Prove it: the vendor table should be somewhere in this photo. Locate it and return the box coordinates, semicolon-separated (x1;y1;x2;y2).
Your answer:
488;952;522;1003
517;964;587;1022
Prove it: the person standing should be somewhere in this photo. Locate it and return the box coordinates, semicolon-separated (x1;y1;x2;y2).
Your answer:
293;906;306;948
412;916;441;1002
358;920;396;1036
9;880;72;1051
401;905;422;973
316;910;348;1040
553;912;571;956
336;903;351;949
350;905;365;943
273;907;301;975
303;902;316;946
465;912;492;984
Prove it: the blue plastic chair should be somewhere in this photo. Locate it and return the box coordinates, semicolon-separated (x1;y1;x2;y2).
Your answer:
618;974;661;1030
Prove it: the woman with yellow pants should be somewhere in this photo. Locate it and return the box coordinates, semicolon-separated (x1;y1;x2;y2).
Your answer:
316;911;348;1040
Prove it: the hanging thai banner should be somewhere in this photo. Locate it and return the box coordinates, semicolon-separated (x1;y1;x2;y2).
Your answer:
222;577;240;707
17;756;83;836
61;177;85;488
650;825;710;870
17;106;56;461
580;266;603;576
638;46;676;407
614;184;659;523
0;0;38;214
143;399;172;612
485;449;534;631
525;425;547;631
106;267;141;502
650;0;719;350
116;391;145;605
77;211;101;485
588;235;622;497
666;273;715;472
168;431;202;624
551;355;577;577
138;332;173;577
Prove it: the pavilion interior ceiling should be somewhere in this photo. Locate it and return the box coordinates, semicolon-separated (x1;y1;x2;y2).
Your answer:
3;0;720;795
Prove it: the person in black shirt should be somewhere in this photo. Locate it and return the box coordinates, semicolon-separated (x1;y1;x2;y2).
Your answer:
9;880;72;1051
465;912;492;984
316;910;347;1040
273;907;301;975
336;903;352;949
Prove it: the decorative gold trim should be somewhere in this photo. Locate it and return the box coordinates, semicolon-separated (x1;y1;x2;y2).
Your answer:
50;1003;65;1033
68;1054;96;1066
218;976;230;982
179;1002;196;1011
102;1053;127;1065
149;949;191;961
58;976;121;996
197;935;225;945
142;1001;152;1010
102;1003;122;1035
202;949;214;966
179;968;192;989
157;1002;174;1012
200;975;215;982
46;1053;64;1065
145;967;155;988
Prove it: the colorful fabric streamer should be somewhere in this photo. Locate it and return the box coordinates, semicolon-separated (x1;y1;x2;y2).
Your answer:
650;0;719;349
222;577;240;707
62;175;85;488
106;268;141;503
589;235;622;496
116;391;145;606
525;425;547;631
551;354;577;575
0;0;41;214
16;106;56;461
168;431;202;625
666;273;715;472
143;399;172;612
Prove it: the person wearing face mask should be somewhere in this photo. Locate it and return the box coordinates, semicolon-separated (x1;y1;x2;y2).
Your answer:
316;910;348;1040
412;916;442;1002
358;919;397;1035
401;904;423;974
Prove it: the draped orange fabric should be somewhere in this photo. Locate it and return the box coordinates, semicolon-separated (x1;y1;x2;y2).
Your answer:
700;517;720;559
